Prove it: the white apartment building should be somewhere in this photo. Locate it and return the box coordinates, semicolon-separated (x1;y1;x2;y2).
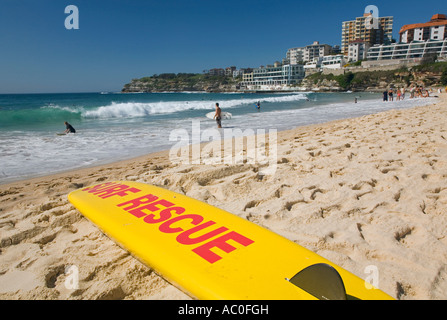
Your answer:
241;64;305;90
399;14;447;43
286;47;306;65
303;54;348;73
321;55;348;69
286;41;332;64
367;39;447;60
366;14;447;62
348;41;371;62
304;41;332;62
304;57;323;70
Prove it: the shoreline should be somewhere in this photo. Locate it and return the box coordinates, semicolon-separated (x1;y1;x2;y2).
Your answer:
1;94;447;299
0;93;438;187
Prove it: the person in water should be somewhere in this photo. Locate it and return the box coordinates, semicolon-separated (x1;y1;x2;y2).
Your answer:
64;121;76;134
213;103;222;128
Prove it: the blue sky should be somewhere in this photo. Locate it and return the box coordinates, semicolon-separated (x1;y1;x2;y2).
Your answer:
0;0;445;93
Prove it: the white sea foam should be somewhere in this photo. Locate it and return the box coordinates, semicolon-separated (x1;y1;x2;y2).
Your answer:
42;104;85;114
0;126;172;183
234;96;438;131
81;93;308;119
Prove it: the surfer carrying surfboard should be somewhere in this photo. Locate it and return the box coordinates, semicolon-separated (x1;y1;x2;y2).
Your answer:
64;121;76;134
213;103;222;128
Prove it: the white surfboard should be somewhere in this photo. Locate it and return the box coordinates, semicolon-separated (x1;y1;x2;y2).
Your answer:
206;112;232;120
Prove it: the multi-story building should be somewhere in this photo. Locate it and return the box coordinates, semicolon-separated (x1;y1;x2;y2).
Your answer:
286;47;306;65
241;63;305;90
348;40;371;62
286;41;332;64
321;55;348;69
367;39;447;60
225;66;237;76
303;54;349;74
242;72;253;83
367;14;447;61
304;57;323;70
304;41;332;62
232;68;254;78
399;14;447;43
342;13;393;55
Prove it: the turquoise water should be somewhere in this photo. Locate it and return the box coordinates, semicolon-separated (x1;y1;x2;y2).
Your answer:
0;92;354;131
0;91;437;183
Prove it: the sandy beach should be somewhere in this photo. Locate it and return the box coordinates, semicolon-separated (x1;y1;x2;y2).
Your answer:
1;93;447;300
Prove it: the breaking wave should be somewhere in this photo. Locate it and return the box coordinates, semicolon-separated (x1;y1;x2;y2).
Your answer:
81;93;309;119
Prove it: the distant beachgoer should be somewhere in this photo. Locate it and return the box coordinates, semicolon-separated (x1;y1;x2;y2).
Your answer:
213;103;222;128
416;87;422;98
64;121;76;134
401;87;405;100
410;86;415;98
383;90;388;102
388;89;394;101
256;101;261;110
397;89;402;101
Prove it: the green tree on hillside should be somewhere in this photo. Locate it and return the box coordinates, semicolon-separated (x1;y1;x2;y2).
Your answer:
441;70;447;86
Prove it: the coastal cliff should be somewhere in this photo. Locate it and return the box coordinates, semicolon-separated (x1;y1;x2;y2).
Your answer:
122;73;239;93
300;61;447;92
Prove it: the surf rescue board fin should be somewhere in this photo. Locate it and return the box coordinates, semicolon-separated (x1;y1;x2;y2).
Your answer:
288;263;347;300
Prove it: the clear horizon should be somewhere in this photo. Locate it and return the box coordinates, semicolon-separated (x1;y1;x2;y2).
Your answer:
1;0;446;94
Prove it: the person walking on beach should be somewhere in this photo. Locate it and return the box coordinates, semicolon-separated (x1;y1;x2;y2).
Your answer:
64;121;76;134
383;90;388;102
213;103;222;129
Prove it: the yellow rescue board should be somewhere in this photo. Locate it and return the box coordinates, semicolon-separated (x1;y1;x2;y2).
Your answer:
68;181;394;300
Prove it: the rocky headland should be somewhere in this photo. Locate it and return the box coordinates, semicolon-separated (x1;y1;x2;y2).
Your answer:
122;73;239;93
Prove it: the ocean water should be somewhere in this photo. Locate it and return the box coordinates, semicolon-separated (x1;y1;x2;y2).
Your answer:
0;91;438;184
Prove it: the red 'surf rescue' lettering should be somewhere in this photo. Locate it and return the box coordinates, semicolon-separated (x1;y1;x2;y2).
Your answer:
193;231;254;263
82;183;254;263
83;182;141;199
